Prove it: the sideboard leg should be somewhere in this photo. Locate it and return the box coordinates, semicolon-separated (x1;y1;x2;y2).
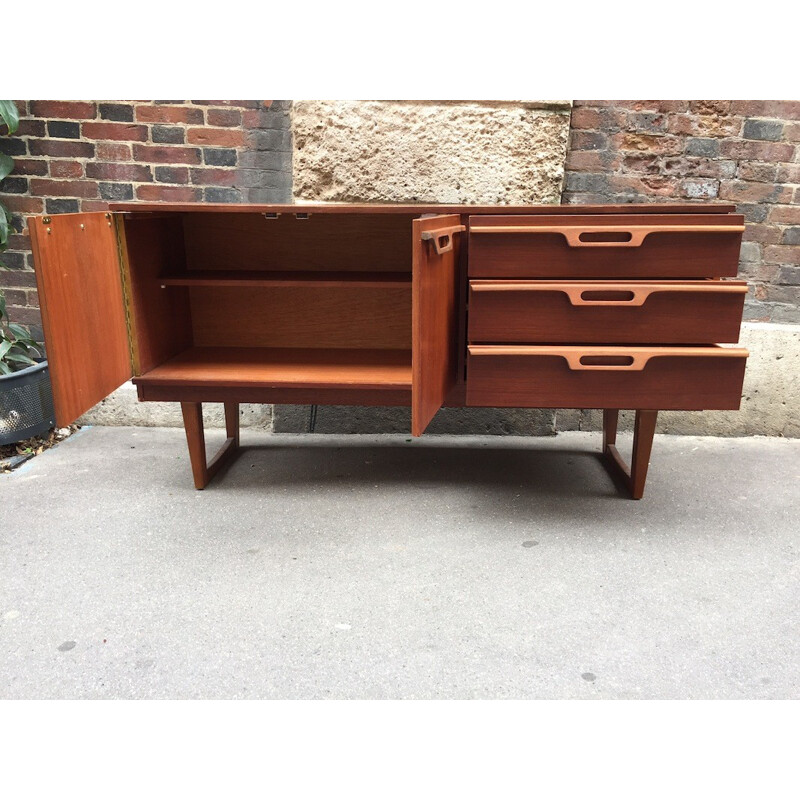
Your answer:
601;409;658;499
180;401;240;490
630;410;658;500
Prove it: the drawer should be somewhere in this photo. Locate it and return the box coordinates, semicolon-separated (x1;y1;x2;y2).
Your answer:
466;345;748;410
468;214;745;278
468;280;748;344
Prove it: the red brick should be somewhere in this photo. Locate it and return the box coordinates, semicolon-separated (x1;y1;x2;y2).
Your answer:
49;160;84;178
607;175;680;196
29;101;96;119
26;289;39;306
1;289;27;305
731;101;800;120
2;196;44;213
187;127;245;147
207;108;242;127
189;167;237;186
763;245;800;265
80;200;111;212
743;224;782;244
29;139;94;158
82;122;148;142
96;142;132;161
190;100;262;108
5;306;42;326
565;150;620;171
785;123;800;143
768;205;800;225
612;132;683;155
570;108;604;130
15;119;46;137
736;162;779;182
135;104;204;124
720;140;795;162
0;271;37;288
689;100;732;114
718;180;793;204
85;162;152;181
154;166;189;183
667;113;740;138
628;100;690;113
135;185;202;202
132;144;202;164
13;159;48;176
777;163;800;183
29;178;99;199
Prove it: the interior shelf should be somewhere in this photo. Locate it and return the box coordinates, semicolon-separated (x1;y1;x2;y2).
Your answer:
133;347;412;390
158;270;412;288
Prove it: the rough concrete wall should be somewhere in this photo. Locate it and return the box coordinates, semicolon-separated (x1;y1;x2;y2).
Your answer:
292;100;571;203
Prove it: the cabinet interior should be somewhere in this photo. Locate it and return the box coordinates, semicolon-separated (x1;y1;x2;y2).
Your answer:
124;212;418;391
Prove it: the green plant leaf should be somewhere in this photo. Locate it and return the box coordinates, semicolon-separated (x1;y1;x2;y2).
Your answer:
0;289;6;320
0;339;12;360
8;322;29;338
0;100;20;135
0;360;10;375
0;153;13;183
0;202;9;249
6;351;36;367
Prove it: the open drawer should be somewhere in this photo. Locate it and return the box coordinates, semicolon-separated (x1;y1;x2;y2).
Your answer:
466;345;748;410
468;214;745;278
468;280;748;344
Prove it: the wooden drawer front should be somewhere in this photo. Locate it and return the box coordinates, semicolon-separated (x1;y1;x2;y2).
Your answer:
466;346;748;410
468;214;745;278
468;281;748;344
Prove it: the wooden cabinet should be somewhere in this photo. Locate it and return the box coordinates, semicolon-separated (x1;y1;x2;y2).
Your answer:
28;202;748;498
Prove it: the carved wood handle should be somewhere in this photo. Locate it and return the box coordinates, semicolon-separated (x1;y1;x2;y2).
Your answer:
421;225;466;255
470;281;749;307
469;345;749;371
469;224;745;247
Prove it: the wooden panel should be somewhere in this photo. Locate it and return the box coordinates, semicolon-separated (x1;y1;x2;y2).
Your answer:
28;212;131;427
468;214;744;278
468;280;748;344
190;285;411;350
181;213;414;272
466;346;748;410
109;202;738;215
412;215;463;436
159;270;411;288
121;214;193;373
133;347;411;390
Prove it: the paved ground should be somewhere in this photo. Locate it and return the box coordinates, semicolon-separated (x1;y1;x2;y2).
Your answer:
1;426;798;699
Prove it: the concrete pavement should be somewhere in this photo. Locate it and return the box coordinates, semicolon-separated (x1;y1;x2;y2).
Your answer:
1;426;798;699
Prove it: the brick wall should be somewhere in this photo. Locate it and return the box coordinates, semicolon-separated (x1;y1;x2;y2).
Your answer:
0;100;292;338
563;100;800;323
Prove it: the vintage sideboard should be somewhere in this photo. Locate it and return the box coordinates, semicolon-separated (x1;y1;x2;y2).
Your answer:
27;202;748;498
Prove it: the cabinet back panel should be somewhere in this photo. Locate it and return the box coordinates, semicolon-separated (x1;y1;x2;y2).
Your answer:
123;215;193;373
182;213;415;272
190;286;411;349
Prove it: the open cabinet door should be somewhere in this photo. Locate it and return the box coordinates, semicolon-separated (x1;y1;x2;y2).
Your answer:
28;212;132;427
411;214;464;436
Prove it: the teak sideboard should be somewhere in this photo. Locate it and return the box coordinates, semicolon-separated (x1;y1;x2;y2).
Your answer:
27;202;749;498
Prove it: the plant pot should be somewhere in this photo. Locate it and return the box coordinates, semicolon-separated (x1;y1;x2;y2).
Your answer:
0;360;55;446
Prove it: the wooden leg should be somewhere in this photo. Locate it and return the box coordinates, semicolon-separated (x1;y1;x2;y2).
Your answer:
180;401;240;490
601;409;658;500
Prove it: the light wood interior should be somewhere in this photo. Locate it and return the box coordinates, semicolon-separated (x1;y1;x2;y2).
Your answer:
124;211;416;390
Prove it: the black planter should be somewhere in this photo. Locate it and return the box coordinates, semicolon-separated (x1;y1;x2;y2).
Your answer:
0;360;55;446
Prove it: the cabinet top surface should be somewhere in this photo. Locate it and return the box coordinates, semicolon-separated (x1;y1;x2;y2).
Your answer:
106;201;738;215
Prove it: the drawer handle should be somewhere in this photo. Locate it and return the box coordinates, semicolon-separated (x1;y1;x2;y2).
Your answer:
469;345;750;371
421;225;466;255
469;224;745;247
471;282;749;307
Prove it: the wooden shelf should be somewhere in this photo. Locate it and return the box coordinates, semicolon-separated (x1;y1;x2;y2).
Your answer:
158;270;412;288
133;347;412;390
